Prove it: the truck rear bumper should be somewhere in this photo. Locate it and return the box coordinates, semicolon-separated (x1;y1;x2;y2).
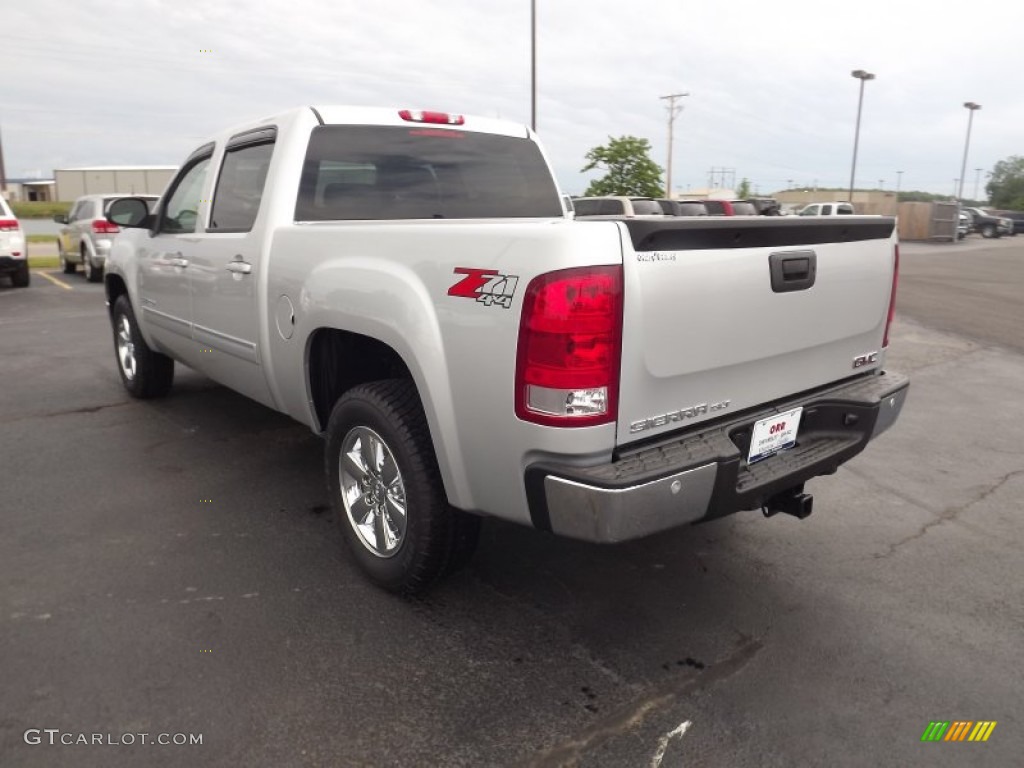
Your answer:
526;370;909;543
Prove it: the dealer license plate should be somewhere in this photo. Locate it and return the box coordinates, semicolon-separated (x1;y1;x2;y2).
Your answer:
747;407;803;464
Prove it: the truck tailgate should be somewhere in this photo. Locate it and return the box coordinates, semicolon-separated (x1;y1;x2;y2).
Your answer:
616;217;898;445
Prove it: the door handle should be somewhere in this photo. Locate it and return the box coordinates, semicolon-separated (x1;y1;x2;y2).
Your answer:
168;255;190;268
226;261;252;275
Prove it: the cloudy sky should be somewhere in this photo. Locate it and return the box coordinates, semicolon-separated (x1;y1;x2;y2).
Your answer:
3;0;1023;197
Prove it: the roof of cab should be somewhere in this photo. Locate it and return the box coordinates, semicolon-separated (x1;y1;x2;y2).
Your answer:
311;106;529;138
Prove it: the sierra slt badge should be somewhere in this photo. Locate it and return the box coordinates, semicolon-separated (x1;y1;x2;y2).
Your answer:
448;267;520;309
630;400;731;433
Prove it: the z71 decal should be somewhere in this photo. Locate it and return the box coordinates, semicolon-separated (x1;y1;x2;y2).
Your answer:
448;268;520;309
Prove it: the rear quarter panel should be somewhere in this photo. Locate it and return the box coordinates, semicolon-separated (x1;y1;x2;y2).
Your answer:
266;219;625;522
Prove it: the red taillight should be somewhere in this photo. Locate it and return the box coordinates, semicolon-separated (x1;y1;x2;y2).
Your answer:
515;266;623;427
883;244;899;347
0;218;19;231
399;109;465;126
92;219;120;234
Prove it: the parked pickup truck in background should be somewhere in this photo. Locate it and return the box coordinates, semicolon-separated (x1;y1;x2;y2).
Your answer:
103;106;909;594
797;202;855;216
961;206;1013;238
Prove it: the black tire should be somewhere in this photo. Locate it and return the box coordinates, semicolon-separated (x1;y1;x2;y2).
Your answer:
325;379;477;594
83;249;103;283
111;294;174;398
11;261;30;288
982;224;995;238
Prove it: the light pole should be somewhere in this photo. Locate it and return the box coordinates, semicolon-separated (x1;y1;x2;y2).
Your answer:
973;167;983;202
660;93;688;198
530;0;536;131
895;170;903;201
847;69;872;202
879;179;884;190
957;102;981;200
848;69;875;203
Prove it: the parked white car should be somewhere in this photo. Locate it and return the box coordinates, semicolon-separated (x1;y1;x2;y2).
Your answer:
0;196;28;287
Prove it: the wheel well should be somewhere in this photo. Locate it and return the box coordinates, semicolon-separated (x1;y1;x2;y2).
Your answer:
308;329;413;431
105;275;128;319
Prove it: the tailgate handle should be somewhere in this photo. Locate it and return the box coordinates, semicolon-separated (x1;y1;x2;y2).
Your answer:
769;250;816;293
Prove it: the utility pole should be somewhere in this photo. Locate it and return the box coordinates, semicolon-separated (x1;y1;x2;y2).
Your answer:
973;167;983;202
660;92;688;198
0;124;7;197
530;0;536;131
895;170;903;201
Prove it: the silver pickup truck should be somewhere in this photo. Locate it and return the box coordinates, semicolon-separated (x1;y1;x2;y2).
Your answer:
103;105;908;594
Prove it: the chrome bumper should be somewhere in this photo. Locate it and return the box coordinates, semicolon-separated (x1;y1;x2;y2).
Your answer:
527;371;909;543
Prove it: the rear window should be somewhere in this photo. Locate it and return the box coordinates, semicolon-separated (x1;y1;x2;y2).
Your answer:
703;200;725;215
630;200;664;215
573;199;604;216
676;202;707;216
731;202;758;215
296;125;562;220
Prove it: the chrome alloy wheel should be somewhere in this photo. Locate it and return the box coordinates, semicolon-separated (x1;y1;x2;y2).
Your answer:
339;426;407;558
116;314;137;381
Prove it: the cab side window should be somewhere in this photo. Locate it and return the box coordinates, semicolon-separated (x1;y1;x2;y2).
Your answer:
210;135;275;233
162;155;212;234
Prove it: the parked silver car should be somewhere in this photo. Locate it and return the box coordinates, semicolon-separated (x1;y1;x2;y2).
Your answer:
55;194;159;282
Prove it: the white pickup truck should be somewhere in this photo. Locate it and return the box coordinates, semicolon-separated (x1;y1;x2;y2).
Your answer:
103;106;908;593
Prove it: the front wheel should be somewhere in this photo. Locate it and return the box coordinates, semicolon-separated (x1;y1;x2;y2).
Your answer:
111;295;174;398
59;244;76;274
325;380;478;594
982;224;996;238
83;250;103;283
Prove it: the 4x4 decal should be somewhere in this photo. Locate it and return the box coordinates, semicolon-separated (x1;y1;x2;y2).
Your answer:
448;268;519;309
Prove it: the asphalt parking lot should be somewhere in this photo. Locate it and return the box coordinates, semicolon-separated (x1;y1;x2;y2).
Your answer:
1;237;1022;767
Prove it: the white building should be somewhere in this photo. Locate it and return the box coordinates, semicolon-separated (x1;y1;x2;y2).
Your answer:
55;166;178;201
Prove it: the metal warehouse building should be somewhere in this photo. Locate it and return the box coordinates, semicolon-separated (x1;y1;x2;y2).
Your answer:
55;166;177;201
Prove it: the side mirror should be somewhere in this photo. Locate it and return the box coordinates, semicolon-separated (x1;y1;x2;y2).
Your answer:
53;214;68;224
107;197;152;229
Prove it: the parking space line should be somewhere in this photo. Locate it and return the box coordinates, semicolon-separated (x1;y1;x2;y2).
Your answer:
36;270;73;291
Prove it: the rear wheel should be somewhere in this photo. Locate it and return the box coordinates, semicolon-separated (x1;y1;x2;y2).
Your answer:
325;380;478;594
11;261;30;288
111;294;174;398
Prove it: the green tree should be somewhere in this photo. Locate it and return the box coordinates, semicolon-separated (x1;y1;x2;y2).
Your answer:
737;178;752;198
581;136;663;197
986;156;1024;209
